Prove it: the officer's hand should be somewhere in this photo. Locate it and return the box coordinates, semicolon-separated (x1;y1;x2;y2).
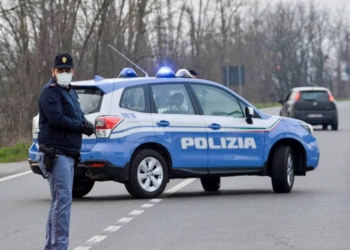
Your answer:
82;121;94;136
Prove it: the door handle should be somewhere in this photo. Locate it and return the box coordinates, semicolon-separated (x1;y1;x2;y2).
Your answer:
208;123;221;130
156;120;170;127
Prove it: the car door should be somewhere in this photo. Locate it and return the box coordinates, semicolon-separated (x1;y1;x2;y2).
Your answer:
190;83;265;173
150;82;208;174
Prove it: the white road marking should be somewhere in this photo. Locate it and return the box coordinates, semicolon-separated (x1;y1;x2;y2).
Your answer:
117;217;133;223
129;210;144;215
165;178;196;196
0;171;32;183
72;179;197;249
150;198;162;203
104;226;122;233
141;203;154;208
87;235;107;243
73;246;92;250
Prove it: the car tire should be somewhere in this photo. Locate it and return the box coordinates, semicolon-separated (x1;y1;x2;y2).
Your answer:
72;175;95;198
200;177;221;192
271;146;294;193
331;123;338;131
322;124;328;130
125;149;168;199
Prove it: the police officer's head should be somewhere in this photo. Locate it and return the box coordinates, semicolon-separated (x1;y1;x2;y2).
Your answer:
189;70;198;79
52;53;75;88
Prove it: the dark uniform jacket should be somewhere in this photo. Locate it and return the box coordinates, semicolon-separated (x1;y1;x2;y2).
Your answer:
38;78;86;154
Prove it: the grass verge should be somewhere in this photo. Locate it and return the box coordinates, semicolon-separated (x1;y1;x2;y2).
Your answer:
0;143;31;163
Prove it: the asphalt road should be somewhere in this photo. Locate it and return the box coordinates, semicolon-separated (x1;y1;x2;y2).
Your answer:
1;102;350;250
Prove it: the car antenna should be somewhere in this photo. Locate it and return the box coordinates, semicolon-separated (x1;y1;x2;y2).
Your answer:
107;44;149;77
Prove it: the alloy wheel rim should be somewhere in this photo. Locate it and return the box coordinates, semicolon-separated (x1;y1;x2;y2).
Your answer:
137;157;163;192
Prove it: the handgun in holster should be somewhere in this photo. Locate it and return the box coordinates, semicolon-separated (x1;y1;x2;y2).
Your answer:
39;145;58;172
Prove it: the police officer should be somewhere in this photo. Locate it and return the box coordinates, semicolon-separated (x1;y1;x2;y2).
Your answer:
37;53;94;250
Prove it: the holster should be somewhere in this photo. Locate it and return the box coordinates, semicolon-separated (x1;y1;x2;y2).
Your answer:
39;145;58;172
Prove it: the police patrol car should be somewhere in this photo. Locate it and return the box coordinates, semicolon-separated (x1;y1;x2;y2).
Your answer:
28;67;320;199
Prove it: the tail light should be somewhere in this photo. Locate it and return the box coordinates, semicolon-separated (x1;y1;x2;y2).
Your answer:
328;93;334;102
32;115;39;138
95;116;123;138
295;92;300;101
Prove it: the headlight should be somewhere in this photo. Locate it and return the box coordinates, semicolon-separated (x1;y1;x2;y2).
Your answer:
300;123;313;135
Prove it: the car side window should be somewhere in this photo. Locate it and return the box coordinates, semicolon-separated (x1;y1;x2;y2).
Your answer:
191;84;244;118
120;86;146;112
151;84;194;115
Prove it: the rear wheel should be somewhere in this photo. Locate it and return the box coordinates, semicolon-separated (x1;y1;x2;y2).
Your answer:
125;149;168;199
72;175;95;198
271;146;294;193
200;177;221;192
322;124;328;130
331;123;338;131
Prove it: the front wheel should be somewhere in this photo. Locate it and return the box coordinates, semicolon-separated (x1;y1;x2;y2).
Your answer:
271;146;294;193
72;175;95;198
125;149;168;199
200;177;221;192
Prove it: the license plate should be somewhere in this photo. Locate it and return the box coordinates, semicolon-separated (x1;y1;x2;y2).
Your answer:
308;114;323;118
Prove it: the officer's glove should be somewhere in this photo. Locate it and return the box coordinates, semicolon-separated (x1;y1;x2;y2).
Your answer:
82;121;94;136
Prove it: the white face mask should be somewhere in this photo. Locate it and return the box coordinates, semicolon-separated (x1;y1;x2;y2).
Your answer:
56;72;73;87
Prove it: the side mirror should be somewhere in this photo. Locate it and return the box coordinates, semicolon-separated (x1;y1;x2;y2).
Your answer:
278;99;284;105
245;106;254;124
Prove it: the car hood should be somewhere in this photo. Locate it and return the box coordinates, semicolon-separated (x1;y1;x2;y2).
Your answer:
271;115;306;124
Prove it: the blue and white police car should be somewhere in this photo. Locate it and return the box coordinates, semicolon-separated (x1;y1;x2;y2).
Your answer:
28;67;320;199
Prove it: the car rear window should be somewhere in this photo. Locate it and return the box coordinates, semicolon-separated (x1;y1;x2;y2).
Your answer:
300;91;328;101
75;88;103;115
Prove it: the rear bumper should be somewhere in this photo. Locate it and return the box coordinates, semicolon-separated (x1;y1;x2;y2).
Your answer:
28;159;130;183
28;159;45;178
293;109;337;125
76;160;130;183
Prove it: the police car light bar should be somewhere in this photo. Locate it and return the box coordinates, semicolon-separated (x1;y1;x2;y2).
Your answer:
175;69;193;78
155;67;176;78
95;116;123;138
118;68;138;78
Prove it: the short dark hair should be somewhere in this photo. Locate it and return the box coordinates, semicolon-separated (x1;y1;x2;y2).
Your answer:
189;70;197;77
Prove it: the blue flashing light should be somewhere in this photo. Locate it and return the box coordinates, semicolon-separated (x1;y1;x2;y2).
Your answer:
155;67;176;78
94;75;104;82
118;67;138;78
175;69;193;78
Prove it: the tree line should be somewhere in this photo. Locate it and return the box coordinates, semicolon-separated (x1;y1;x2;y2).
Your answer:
0;0;349;147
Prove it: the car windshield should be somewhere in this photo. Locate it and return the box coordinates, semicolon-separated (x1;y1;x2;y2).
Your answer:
74;88;103;115
300;91;328;101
